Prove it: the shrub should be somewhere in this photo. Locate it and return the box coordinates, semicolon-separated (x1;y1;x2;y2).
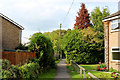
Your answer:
111;72;120;79
2;59;11;70
2;70;11;78
15;43;27;50
28;33;55;70
97;63;107;71
109;67;119;73
1;59;41;79
61;27;104;64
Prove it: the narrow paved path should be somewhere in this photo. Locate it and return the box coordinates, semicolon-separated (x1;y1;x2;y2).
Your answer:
54;59;71;80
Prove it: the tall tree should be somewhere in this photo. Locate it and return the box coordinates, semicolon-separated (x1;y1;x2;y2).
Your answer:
91;7;110;32
74;3;90;29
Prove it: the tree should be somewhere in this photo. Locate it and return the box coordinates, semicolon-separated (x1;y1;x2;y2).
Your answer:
28;33;55;69
74;3;90;29
43;29;67;59
91;7;110;32
61;27;104;64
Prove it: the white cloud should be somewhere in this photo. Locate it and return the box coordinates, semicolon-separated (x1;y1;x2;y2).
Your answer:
0;0;118;43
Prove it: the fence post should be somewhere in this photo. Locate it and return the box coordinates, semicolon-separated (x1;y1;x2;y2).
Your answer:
84;70;86;78
80;69;82;77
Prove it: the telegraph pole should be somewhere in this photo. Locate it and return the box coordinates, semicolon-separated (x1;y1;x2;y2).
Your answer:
59;23;62;59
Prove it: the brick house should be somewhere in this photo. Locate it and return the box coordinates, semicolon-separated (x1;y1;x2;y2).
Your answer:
103;11;120;71
0;13;24;51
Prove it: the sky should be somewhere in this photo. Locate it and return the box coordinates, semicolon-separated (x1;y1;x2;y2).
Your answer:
0;0;119;43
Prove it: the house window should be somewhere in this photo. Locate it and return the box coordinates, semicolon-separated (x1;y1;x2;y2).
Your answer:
111;47;120;61
111;19;120;32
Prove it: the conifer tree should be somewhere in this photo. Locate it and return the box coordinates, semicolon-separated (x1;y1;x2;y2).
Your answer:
74;3;90;29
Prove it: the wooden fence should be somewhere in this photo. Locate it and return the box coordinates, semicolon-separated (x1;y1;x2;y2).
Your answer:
70;60;100;79
71;60;86;78
2;51;35;65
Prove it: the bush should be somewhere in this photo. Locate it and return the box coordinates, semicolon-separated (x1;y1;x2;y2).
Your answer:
1;59;41;79
15;43;28;50
109;67;119;73
61;27;104;64
97;63;107;71
28;33;55;70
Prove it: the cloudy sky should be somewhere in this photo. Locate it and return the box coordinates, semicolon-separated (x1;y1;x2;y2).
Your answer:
0;0;119;43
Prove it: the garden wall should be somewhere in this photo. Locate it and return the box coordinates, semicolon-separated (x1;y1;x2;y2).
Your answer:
2;51;35;65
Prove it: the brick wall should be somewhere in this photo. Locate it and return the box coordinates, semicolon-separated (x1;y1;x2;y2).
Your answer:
0;17;2;52
2;17;22;50
2;52;35;65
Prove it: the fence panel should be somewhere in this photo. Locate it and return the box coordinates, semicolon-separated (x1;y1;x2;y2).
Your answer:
2;51;35;65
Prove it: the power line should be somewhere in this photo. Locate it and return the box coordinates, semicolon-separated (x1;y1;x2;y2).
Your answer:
62;0;75;24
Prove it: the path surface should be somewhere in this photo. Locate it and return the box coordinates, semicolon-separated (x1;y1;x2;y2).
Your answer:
54;59;71;79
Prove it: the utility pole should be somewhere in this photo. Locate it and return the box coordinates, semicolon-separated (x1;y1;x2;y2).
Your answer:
59;23;62;59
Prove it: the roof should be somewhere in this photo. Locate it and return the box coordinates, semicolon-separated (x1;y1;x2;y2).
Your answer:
103;11;120;21
0;13;24;30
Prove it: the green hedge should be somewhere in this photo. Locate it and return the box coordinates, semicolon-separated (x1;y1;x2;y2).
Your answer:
61;27;104;64
1;59;41;78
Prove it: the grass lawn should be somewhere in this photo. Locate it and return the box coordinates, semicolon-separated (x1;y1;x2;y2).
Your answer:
80;64;99;70
37;68;56;78
67;65;113;78
37;59;61;79
55;59;61;64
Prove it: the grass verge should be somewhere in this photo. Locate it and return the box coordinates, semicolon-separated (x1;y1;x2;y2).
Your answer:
55;59;61;64
67;65;113;78
37;68;56;79
80;64;98;70
37;59;61;79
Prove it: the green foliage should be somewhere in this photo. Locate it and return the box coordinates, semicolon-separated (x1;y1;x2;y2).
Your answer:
55;59;61;64
2;70;11;78
109;67;120;73
28;32;55;70
67;65;112;78
1;58;46;79
37;68;56;78
61;27;104;64
2;59;11;70
15;43;28;50
61;7;110;64
91;7;110;32
43;29;67;59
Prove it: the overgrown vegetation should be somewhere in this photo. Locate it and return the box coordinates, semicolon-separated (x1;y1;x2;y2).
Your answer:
61;27;104;64
1;59;57;79
1;33;56;79
61;6;110;64
29;33;55;70
43;29;68;60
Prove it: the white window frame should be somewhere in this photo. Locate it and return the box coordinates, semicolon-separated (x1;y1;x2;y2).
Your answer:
111;47;120;62
111;19;120;32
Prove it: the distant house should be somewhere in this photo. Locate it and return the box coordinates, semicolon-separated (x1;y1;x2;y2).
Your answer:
103;11;120;71
0;13;24;51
